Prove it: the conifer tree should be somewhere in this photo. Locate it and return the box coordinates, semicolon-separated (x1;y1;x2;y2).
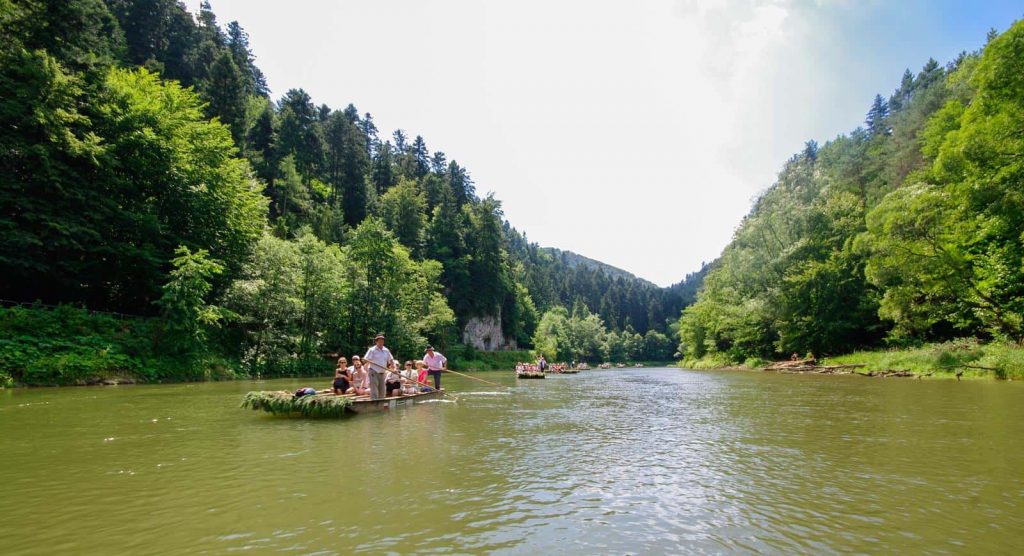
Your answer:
371;141;397;194
866;94;889;136
360;112;379;156
205;50;246;142
411;135;430;177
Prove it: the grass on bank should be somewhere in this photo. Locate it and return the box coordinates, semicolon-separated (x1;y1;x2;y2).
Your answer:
1;305;271;386
0;304;235;386
679;353;758;370
679;339;1024;379
824;340;1024;379
0;305;534;386
447;346;533;372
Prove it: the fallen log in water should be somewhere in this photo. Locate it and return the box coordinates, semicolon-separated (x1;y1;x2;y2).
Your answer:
765;359;994;380
768;363;865;374
854;369;916;378
763;359;817;370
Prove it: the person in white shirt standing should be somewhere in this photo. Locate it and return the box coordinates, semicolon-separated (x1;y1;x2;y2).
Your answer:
364;334;394;400
423;345;447;390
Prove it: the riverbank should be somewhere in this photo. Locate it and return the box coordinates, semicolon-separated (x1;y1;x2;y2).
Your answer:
0;305;234;387
0;305;532;387
824;340;1024;379
680;340;1024;379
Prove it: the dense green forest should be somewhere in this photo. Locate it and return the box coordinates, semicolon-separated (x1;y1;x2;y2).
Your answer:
679;21;1024;370
0;0;683;385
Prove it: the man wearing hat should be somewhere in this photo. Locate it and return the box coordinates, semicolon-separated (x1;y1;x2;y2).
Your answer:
423;345;447;390
364;334;394;400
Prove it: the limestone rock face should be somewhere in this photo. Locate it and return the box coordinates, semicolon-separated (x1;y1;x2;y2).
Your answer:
462;314;516;351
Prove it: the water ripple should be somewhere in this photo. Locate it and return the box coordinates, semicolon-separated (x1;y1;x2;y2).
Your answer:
1;371;1023;554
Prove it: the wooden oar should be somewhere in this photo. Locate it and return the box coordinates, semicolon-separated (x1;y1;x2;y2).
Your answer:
440;368;503;387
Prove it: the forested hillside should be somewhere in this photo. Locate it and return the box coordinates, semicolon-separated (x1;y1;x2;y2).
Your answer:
679;22;1024;366
0;0;682;384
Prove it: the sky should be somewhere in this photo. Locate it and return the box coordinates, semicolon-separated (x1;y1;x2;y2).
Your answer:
186;0;1021;286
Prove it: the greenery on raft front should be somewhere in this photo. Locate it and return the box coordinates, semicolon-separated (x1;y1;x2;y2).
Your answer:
241;391;353;418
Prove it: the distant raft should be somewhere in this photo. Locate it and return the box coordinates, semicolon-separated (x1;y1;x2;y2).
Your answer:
516;370;546;379
241;389;445;417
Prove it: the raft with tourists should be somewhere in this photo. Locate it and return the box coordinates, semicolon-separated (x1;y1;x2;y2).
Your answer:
548;363;579;374
242;388;446;418
241;336;472;418
241;337;513;418
514;361;547;379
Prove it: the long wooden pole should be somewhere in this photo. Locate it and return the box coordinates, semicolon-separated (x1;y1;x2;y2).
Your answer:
362;360;457;397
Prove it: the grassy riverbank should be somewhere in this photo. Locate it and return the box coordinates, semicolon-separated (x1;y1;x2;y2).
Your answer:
824;340;1024;379
679;353;765;371
0;305;242;386
0;305;531;386
446;347;533;372
680;340;1024;379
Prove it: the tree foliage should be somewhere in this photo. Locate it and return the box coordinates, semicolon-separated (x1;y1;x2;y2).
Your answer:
2;0;689;380
681;21;1024;364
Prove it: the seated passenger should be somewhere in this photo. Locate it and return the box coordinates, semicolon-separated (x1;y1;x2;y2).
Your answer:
415;360;433;391
349;357;370;396
398;360;417;395
385;367;402;397
401;360;416;381
332;357;353;394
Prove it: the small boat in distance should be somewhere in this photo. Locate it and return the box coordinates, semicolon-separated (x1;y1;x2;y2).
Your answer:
516;370;546;379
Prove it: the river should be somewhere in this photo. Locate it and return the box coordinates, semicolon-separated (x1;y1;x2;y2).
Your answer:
1;368;1022;554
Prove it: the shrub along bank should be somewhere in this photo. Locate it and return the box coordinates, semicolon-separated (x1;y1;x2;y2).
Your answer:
824;340;1024;379
0;305;532;386
0;305;241;386
678;339;1024;379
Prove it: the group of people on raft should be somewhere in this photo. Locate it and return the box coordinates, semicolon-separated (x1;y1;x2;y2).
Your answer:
514;356;580;373
516;354;548;373
330;334;447;401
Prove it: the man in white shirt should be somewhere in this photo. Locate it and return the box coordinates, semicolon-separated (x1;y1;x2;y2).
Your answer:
423;345;447;390
364;334;394;400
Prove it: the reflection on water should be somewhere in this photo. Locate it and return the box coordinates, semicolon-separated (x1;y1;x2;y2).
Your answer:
1;369;1022;554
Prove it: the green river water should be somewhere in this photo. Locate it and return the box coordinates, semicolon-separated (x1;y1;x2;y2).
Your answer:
1;368;1022;554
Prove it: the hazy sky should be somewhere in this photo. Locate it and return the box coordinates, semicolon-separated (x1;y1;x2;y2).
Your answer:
186;0;1020;286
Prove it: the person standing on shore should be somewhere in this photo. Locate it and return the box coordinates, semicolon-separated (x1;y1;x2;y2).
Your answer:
364;334;394;400
423;345;447;390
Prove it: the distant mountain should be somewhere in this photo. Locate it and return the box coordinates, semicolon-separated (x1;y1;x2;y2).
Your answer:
668;261;713;306
542;248;656;287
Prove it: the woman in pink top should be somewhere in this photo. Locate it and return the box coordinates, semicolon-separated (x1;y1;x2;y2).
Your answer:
415;360;431;391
